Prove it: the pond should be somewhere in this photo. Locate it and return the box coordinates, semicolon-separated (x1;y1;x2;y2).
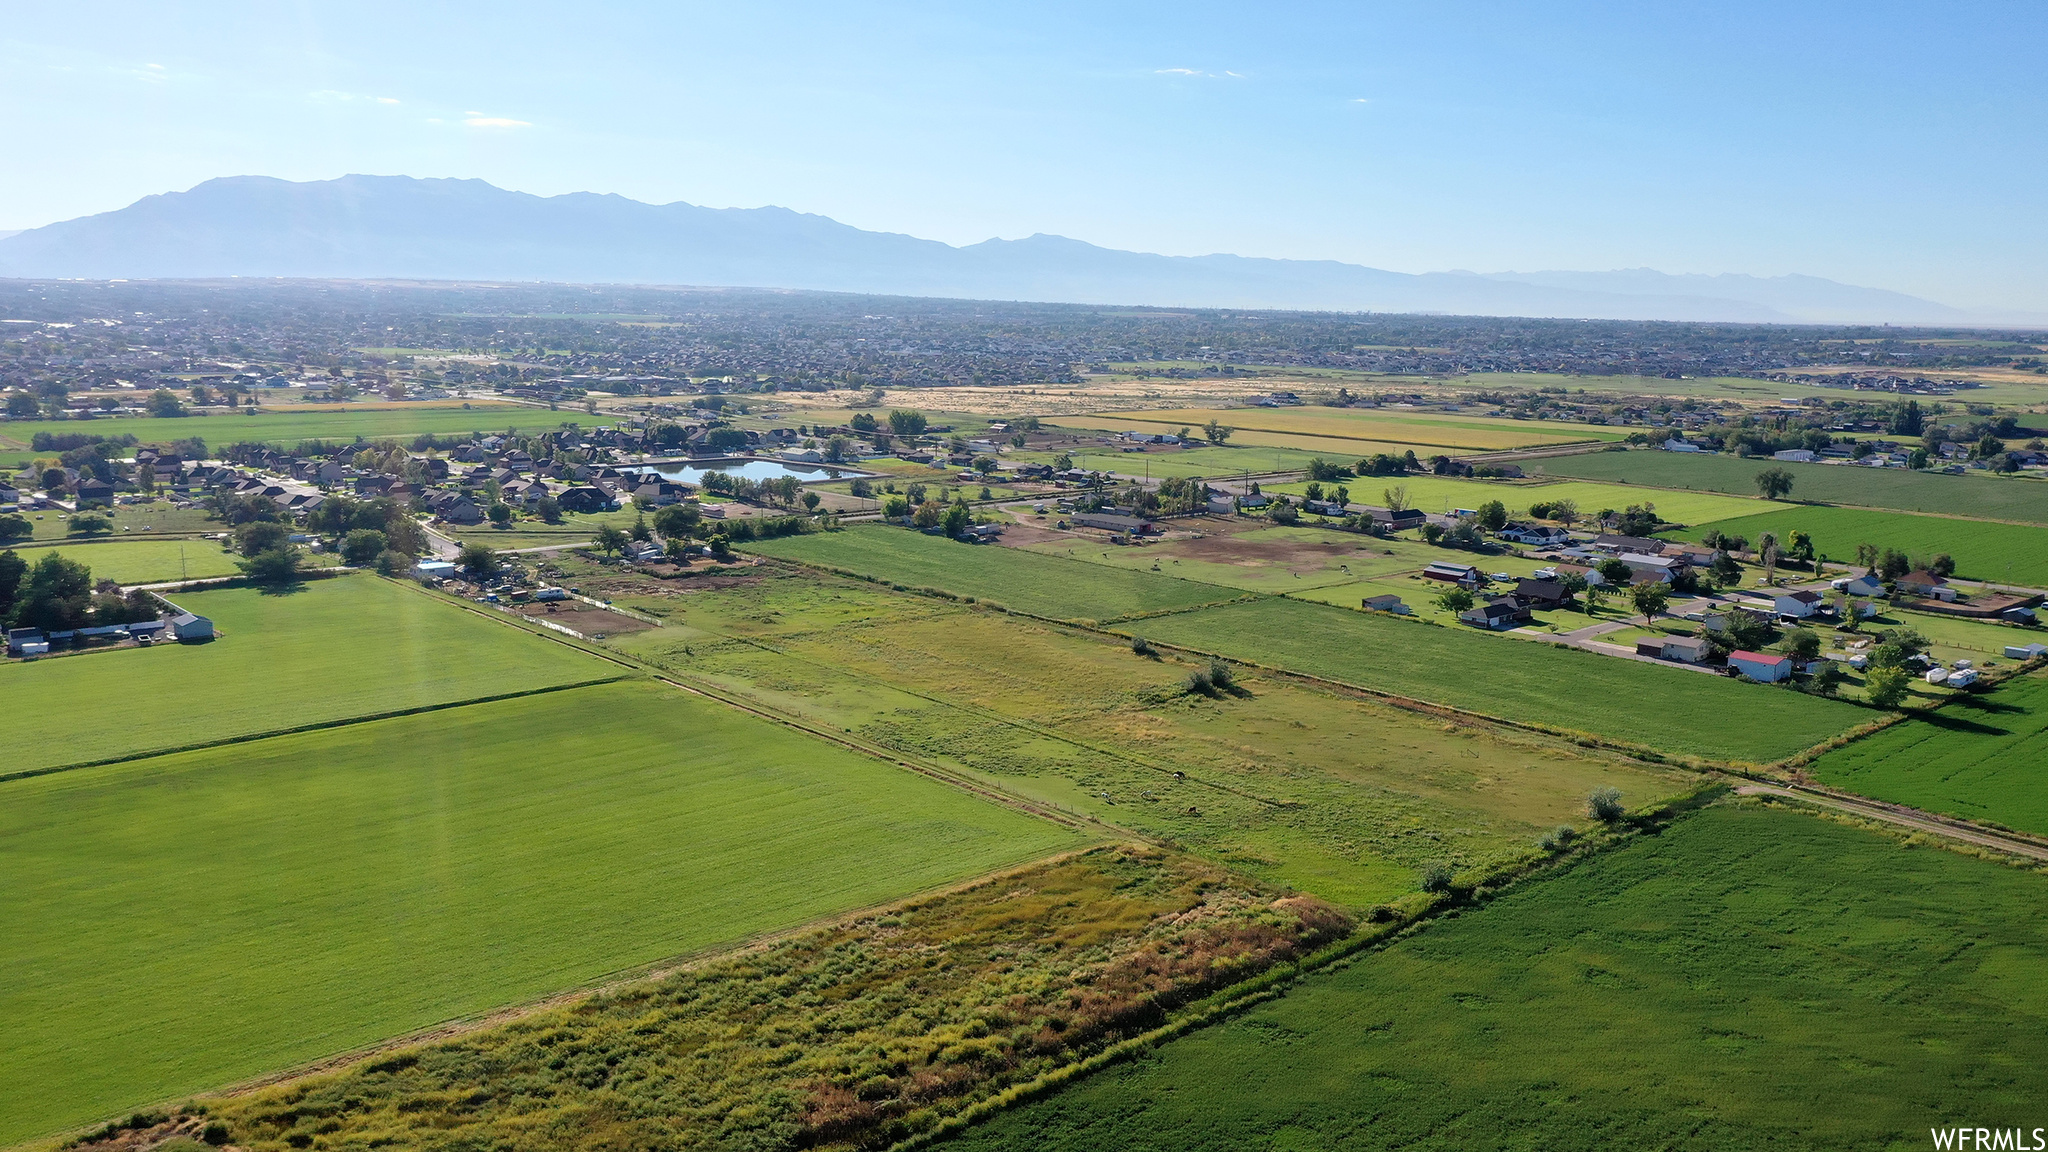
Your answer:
650;458;867;485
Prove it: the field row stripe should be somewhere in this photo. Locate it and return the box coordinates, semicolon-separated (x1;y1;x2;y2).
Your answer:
0;676;630;787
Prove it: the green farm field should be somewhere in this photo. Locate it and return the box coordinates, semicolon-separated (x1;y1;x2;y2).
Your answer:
0;575;613;777
1545;448;2048;524
1128;598;1865;763
953;803;2048;1152
8;538;330;585
1664;504;2048;584
602;570;1692;906
1267;472;1768;526
0;402;582;455
1023;524;1424;595
744;526;1245;621
1056;406;1624;452
1022;442;1326;479
0;679;1080;1145
7;500;226;542
1810;672;2048;835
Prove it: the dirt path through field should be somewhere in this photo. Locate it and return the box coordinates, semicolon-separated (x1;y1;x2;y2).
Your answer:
1735;783;2048;861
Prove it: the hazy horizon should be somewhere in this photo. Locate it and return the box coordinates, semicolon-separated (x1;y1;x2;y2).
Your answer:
3;2;2043;310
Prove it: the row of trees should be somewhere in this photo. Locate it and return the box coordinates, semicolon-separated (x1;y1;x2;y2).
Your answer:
0;550;160;632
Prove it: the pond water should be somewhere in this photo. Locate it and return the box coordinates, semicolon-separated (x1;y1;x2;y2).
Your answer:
651;458;863;485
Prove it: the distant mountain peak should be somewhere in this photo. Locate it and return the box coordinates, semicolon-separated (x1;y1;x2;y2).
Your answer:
0;174;2019;325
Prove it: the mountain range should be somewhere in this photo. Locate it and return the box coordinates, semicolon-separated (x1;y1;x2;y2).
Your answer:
0;175;2023;326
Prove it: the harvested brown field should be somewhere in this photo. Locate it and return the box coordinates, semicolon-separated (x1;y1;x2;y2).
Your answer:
514;601;655;635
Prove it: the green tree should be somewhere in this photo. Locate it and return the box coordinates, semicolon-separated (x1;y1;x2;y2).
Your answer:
592;523;628;556
456;542;500;582
1052;452;1074;471
1475;500;1508;531
1782;627;1822;661
0;548;24;619
1547;498;1579;527
1755;467;1795;500
1434;588;1475;614
234;520;291;557
652;503;701;538
943;500;972;536
4;393;39;418
146;389;188;418
487;502;514;527
341;529;388;566
535;495;563;524
10;551;93;630
237;546;303;585
1596;558;1633;587
912;500;945;529
887;410;928;437
1629;581;1669;624
629;513;652;542
373;548;411;577
1864;664;1911;709
1202;419;1232;445
1710;550;1744;587
1383;485;1410;514
68;513;113;536
802;491;822;512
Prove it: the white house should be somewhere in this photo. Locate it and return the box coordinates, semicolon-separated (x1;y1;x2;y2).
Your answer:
1728;650;1793;682
1832;574;1885;597
1772;449;1818;463
1662;438;1702;452
1769;590;1825;619
1618;553;1684;583
1898;570;1956;601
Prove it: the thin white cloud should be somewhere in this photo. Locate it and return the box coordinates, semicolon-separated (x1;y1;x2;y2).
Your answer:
1351;97;1371;103
464;110;484;116
464;116;531;128
1154;67;1244;79
376;96;400;105
1156;68;1201;75
145;63;164;70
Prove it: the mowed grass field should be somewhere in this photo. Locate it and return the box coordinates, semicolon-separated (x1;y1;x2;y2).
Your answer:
953;804;2048;1152
1128;598;1865;763
1664;504;2048;583
0;402;582;455
0;679;1081;1145
0;576;613;776
1268;473;1768;526
1023;443;1326;479
1053;407;1624;452
744;527;1244;621
9;539;307;584
1546;448;2048;524
1810;672;2048;835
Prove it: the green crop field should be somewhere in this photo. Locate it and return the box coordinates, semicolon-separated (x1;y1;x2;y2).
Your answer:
1128;598;1865;763
743;526;1243;621
1545;449;2048;524
7;539;328;585
0;575;612;777
1663;504;2048;584
1810;672;2048;835
1268;473;1767;527
952;803;2048;1152
1057;407;1624;452
0;679;1079;1145
1021;442;1327;479
0;403;583;454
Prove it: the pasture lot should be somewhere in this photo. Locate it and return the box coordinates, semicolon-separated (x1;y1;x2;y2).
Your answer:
0;575;613;777
1664;504;2048;584
1549;448;2048;524
0;679;1080;1145
205;850;1341;1151
0;402;579;455
604;570;1693;907
953;804;2048;1152
1020;442;1326;479
446;506;643;545
1810;672;2048;835
744;526;1243;621
1022;523;1418;594
1267;473;1767;527
1055;406;1623;453
8;500;226;542
1128;598;1865;763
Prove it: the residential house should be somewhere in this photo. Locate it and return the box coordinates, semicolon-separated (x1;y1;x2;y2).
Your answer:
1898;570;1957;601
1832;573;1885;597
1617;553;1686;583
1498;523;1569;547
558;485;617;513
1661;438;1701;452
1459;597;1531;630
1635;635;1711;663
1593;534;1664;554
1768;589;1825;619
1511;578;1569;609
74;479;115;506
1728;650;1793;682
1369;507;1427;531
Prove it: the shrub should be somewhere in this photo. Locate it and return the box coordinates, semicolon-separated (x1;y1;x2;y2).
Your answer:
1588;787;1625;823
1131;636;1155;657
1538;825;1578;852
1419;862;1454;893
1207;659;1234;691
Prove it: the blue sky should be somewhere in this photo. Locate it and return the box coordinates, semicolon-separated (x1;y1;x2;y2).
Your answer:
3;1;2044;308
